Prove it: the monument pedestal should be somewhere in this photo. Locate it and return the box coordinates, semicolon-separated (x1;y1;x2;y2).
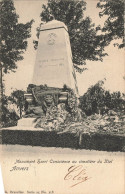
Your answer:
20;84;80;130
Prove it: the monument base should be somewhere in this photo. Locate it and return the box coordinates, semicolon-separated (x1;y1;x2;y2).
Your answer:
17;118;36;128
22;84;81;129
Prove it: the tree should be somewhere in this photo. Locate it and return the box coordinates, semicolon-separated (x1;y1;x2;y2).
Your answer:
79;81;105;115
0;0;33;73
11;90;25;118
97;0;124;48
110;92;125;112
0;0;33;126
34;0;107;72
79;81;125;115
1;94;19;127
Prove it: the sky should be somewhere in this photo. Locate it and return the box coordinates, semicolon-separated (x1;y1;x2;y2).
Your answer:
4;0;125;96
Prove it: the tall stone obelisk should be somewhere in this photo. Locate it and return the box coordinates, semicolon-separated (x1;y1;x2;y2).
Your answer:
32;20;79;96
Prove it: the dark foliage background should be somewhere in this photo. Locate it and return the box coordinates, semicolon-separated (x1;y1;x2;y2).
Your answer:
97;0;124;48
79;81;125;116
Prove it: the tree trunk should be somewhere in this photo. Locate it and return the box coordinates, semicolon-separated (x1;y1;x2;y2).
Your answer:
0;66;3;128
19;105;22;118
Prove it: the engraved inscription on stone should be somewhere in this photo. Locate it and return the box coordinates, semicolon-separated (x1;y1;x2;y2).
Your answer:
38;58;64;68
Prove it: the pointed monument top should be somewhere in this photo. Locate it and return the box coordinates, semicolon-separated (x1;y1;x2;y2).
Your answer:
40;20;68;31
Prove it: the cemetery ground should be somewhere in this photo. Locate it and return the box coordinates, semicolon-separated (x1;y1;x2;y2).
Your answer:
1;85;125;152
1;84;124;152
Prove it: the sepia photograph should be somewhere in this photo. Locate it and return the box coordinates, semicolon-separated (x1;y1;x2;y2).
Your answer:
0;0;124;193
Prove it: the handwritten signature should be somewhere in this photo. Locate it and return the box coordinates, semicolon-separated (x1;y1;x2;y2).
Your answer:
64;165;91;187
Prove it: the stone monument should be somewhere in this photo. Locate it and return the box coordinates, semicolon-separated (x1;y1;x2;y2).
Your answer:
17;20;80;129
32;20;78;95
